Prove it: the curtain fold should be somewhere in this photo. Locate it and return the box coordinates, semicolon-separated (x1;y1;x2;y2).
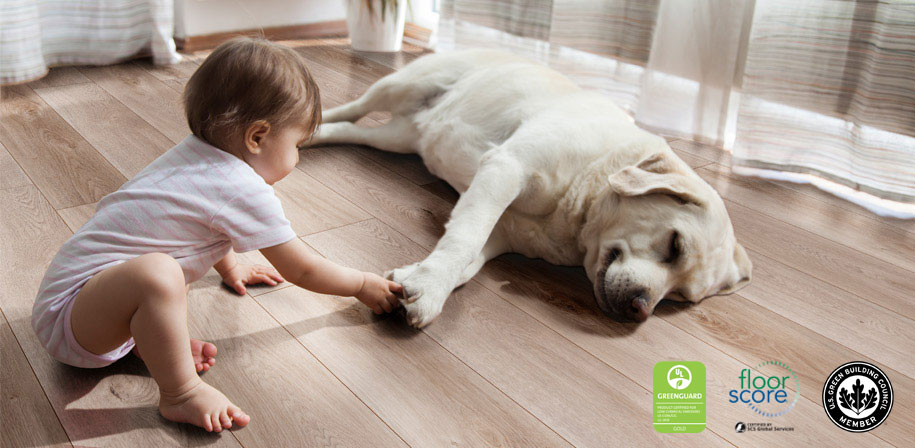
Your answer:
439;0;915;218
0;0;180;86
734;0;915;212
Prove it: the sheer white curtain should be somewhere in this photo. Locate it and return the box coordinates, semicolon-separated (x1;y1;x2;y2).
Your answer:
438;0;915;218
0;0;180;86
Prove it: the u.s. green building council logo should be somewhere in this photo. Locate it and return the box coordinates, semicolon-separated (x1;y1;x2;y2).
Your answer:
653;361;706;433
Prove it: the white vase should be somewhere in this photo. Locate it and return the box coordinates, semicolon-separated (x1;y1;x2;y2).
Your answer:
346;0;407;52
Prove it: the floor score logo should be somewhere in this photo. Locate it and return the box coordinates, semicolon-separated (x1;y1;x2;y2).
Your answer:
729;361;800;419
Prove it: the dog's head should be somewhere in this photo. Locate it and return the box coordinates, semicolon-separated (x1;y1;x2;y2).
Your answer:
580;149;751;322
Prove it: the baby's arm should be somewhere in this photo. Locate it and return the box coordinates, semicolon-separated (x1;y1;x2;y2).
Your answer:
260;238;402;313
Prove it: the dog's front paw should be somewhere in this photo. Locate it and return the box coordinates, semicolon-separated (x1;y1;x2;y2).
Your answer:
385;262;420;284
403;295;446;328
392;263;452;328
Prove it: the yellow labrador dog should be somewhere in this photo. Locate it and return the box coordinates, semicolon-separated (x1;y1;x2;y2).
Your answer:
310;49;751;328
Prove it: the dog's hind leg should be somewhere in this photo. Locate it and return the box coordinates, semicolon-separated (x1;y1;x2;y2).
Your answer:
309;116;419;154
322;69;443;123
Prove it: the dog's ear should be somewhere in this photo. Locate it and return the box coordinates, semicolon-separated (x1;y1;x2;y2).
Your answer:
608;152;706;206
717;242;752;294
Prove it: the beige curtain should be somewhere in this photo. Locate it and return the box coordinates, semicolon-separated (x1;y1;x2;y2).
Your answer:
0;0;180;86
439;0;915;218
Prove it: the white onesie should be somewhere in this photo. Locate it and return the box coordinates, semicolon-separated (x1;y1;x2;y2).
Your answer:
32;135;296;368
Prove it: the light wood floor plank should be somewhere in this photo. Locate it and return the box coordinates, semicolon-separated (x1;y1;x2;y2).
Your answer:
700;163;915;273
0;141;31;190
312;38;429;70
162;77;188;94
0;185;238;446
78;63;190;144
1;309;72;448
56;202;97;233
135;54;206;83
0;85;125;209
737;247;915;377
668;139;733;166
777;181;915;235
471;250;892;447
303;219;730;448
254;229;573;447
725;199;915;321
3;184;393;446
655;290;915;447
33;82;173;178
185;273;408;448
26;66;92;89
273;167;372;236
297;146;451;250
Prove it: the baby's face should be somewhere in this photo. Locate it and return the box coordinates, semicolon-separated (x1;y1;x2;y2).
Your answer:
248;123;311;184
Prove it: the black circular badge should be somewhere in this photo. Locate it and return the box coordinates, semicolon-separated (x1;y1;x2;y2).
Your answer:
822;361;893;432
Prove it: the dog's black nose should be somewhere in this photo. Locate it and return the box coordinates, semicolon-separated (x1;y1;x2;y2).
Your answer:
627;297;650;322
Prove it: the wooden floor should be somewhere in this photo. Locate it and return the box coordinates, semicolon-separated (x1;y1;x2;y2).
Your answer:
1;38;912;448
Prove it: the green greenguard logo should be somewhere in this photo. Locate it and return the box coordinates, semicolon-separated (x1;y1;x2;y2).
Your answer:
653;361;706;433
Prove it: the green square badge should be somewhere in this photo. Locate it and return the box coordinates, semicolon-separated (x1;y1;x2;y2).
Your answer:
653;361;706;433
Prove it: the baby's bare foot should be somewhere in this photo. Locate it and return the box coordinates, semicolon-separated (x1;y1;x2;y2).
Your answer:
190;339;217;373
159;380;250;432
134;339;217;373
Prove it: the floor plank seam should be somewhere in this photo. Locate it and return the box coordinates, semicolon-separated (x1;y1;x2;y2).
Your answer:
299;228;576;446
296;216;374;238
654;302;903;448
1;142;92;246
747;245;915;329
722;196;915;276
418;284;734;447
742;250;915;380
291;163;377;224
711;161;915;238
7;84;128;206
463;263;897;445
245;290;414;448
292;155;446;253
416;334;581;447
460;276;761;446
0;307;76;447
350;145;433;187
69;67;182;151
339;217;722;446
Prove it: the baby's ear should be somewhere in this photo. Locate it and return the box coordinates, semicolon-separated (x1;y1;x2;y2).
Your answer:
245;121;271;154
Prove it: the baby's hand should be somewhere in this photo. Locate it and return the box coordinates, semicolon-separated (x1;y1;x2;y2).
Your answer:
356;272;403;314
221;264;284;295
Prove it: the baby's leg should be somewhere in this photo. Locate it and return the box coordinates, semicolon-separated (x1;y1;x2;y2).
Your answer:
70;253;249;432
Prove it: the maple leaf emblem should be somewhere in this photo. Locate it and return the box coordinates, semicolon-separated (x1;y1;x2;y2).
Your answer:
838;378;878;416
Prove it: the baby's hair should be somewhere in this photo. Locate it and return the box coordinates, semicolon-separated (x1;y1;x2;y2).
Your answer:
183;37;321;148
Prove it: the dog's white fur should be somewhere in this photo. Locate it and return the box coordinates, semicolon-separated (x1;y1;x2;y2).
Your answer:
310;49;751;328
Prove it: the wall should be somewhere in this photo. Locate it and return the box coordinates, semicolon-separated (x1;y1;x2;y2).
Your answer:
174;0;438;38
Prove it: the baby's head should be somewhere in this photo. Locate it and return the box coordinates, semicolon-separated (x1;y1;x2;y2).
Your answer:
184;37;320;184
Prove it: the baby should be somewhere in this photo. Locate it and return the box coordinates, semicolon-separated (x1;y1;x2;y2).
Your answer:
31;37;402;432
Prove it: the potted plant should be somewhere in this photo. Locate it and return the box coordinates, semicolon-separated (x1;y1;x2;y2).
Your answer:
346;0;408;52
